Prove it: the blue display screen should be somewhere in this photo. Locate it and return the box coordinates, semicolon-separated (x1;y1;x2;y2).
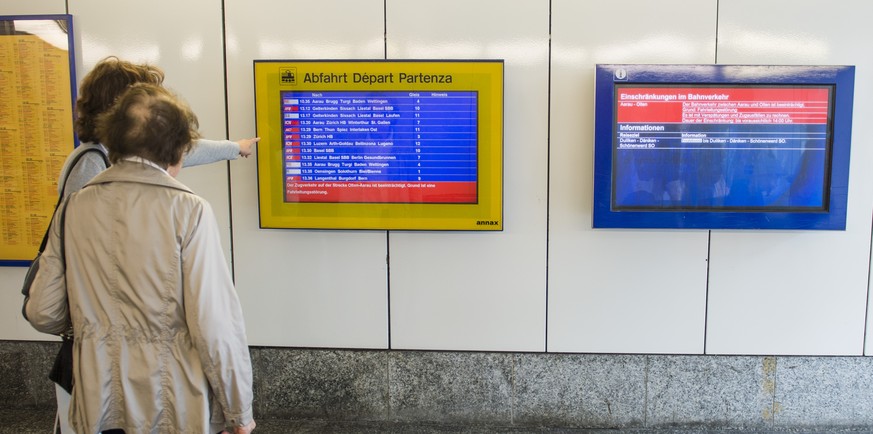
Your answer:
280;90;479;203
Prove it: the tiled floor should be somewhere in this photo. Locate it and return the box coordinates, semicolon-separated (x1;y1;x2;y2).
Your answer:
5;410;873;434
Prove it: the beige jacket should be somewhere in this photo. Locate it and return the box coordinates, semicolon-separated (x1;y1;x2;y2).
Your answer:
27;161;253;434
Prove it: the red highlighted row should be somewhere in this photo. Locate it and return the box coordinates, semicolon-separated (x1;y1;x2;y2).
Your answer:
285;181;477;204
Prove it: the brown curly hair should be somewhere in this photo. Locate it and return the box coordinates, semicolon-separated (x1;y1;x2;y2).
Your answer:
95;83;200;167
76;56;165;143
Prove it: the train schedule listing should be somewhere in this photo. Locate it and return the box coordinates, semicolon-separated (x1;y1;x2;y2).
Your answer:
282;90;478;204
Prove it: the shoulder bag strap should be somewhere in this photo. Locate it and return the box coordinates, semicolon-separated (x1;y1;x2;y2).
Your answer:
58;197;69;267
36;148;109;254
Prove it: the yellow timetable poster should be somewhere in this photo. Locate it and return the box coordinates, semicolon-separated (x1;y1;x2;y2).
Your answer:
0;16;76;263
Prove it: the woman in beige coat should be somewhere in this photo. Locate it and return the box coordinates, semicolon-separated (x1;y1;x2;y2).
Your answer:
26;83;255;434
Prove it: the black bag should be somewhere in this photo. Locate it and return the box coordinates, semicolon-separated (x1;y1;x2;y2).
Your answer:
49;336;75;394
20;238;49;321
21;148;109;320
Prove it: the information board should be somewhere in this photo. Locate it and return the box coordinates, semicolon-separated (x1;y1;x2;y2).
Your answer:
613;85;831;211
254;60;503;230
0;15;77;265
593;64;855;230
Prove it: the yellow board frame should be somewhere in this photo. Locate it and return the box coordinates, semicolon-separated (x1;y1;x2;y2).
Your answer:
254;60;503;230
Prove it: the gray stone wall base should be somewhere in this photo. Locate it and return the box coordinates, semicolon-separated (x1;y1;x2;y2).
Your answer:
3;341;872;431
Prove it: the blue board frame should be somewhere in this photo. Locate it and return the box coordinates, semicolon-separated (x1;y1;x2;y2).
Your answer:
593;64;855;230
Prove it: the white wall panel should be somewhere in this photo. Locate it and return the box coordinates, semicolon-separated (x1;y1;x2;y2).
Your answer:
0;0;74;341
225;0;390;348
69;0;233;268
547;0;717;354
386;0;549;352
3;0;873;357
0;0;64;15
707;0;873;355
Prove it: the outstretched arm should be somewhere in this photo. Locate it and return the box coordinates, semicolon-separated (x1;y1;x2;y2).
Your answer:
182;137;259;167
236;137;259;158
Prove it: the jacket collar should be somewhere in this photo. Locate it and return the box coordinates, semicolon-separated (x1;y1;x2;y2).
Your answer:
85;160;194;194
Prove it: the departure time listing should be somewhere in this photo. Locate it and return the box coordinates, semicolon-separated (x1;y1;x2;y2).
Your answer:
281;90;478;204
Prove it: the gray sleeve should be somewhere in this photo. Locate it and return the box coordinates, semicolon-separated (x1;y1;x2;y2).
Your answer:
61;152;108;197
182;139;240;168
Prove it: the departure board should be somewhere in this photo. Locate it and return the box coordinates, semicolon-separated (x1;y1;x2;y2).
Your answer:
282;90;478;204
254;60;503;231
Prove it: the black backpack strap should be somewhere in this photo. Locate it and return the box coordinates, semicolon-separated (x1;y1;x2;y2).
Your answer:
56;147;110;203
37;147;109;252
22;151;87;320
